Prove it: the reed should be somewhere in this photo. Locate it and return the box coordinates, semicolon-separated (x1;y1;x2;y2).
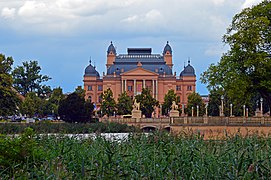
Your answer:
1;128;271;179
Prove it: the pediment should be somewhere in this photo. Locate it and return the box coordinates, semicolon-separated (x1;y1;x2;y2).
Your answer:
121;67;158;76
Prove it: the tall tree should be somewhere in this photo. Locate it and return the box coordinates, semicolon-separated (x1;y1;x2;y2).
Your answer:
100;88;116;117
0;54;21;116
162;89;179;116
20;92;42;117
58;92;94;123
186;92;205;116
12;60;51;97
201;1;271;114
48;87;64;117
135;88;159;118
116;92;133;115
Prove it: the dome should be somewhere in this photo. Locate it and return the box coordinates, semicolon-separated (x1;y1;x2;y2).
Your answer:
107;41;116;55
180;61;195;76
84;61;100;77
163;41;172;55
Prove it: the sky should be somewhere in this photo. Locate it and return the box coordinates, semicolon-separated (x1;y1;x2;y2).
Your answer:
0;0;263;95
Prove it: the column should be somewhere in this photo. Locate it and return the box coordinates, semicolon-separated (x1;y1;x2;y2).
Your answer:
155;80;158;100
152;79;155;97
143;79;146;89
124;80;127;92
121;80;124;94
134;79;136;96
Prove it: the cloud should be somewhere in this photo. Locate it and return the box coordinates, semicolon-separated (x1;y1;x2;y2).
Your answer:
211;0;225;6
0;0;243;41
1;7;16;19
204;44;227;57
241;0;262;9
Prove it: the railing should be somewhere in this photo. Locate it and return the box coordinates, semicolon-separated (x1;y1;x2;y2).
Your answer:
172;117;271;126
105;118;170;124
104;117;271;126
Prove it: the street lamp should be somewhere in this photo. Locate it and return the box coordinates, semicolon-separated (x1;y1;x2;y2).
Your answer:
221;95;224;116
230;103;233;117
260;98;263;117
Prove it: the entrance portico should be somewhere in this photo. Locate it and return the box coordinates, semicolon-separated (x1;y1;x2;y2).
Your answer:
121;67;159;98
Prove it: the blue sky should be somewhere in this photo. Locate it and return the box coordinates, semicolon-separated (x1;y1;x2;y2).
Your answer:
0;0;263;95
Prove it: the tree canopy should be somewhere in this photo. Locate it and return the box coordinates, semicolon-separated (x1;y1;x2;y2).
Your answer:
116;92;133;115
186;92;205;116
201;1;271;113
12;60;51;97
0;54;21;116
135;88;159;118
58;92;94;123
162;89;179;116
100;88;116;117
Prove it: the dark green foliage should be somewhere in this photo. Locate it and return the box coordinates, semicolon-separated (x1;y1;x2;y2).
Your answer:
116;92;133;115
12;60;51;97
58;92;94;123
0;122;138;134
48;87;64;116
1;131;271;179
201;1;271;113
100;88;116;117
135;88;159;118
0;128;45;176
162;89;179;115
0;54;21;116
186;92;205;116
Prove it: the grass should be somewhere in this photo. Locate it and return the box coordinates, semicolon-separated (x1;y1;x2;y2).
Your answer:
1;128;271;179
0;121;139;134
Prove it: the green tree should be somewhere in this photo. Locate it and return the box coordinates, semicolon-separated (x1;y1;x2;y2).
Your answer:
116;92;133;115
100;88;116;117
162;89;179;116
135;88;159;118
20;92;42;117
186;92;205;116
0;54;21;116
48;87;64;117
58;92;94;123
201;1;271;114
12;60;51;97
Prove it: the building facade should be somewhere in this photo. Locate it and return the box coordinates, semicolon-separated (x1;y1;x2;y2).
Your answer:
83;42;196;110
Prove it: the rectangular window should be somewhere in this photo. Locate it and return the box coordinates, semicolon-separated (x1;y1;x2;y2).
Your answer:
88;85;92;91
176;86;181;91
98;85;103;91
128;86;133;91
187;86;192;91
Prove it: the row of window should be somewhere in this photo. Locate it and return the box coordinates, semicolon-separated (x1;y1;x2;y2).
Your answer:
87;85;192;92
87;85;103;91
176;86;192;91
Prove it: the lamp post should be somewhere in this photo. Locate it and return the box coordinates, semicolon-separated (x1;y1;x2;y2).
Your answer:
243;105;246;117
221;95;224;116
197;105;199;117
230;104;233;117
260;98;263;117
192;106;194;117
205;103;208;117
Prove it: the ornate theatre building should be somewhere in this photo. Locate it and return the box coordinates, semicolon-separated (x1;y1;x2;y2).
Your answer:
83;42;196;109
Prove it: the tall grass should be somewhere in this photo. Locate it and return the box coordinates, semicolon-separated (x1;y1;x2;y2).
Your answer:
1;129;271;179
0;121;138;134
